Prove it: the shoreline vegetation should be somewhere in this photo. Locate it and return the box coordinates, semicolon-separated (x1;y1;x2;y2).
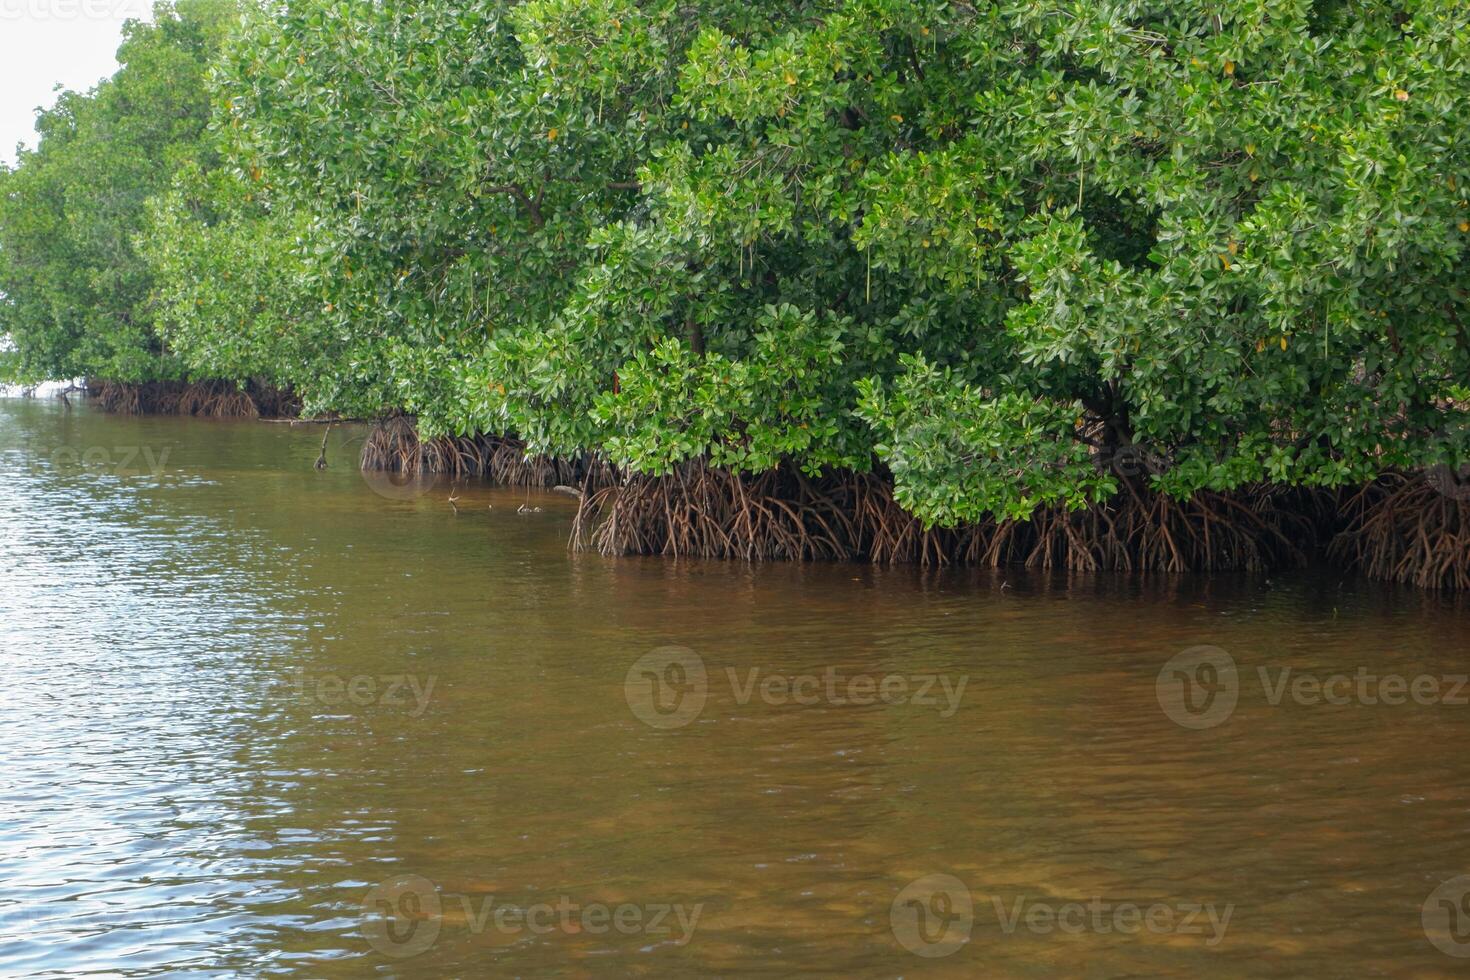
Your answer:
62;379;1470;590
3;1;1469;588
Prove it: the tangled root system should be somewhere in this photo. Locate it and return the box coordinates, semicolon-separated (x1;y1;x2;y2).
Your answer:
178;380;259;419
247;383;303;419
359;416;599;488
575;461;954;562
87;378;296;418
574;461;1317;573
90;380;183;415
977;482;1315;574
1329;472;1470;590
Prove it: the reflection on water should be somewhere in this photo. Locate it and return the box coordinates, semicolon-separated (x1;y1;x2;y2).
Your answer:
2;396;1470;977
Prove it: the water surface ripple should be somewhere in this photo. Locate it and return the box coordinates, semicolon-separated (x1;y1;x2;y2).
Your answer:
2;398;1469;977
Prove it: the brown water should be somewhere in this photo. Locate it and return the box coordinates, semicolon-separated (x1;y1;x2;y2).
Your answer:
3;397;1470;977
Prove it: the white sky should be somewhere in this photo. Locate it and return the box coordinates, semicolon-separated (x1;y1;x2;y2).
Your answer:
0;0;154;167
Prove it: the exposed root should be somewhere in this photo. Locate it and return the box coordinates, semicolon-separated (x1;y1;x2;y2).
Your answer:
360;416;424;472
488;439;582;487
844;471;956;564
359;416;602;488
178;380;260;419
574;460;864;561
573;461;1316;573
574;462;952;563
246;382;303;419
1329;472;1470;590
89;379;183;415
86;378;296;418
975;482;1313;573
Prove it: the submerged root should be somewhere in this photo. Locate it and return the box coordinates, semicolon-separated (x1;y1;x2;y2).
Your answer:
1329;472;1470;590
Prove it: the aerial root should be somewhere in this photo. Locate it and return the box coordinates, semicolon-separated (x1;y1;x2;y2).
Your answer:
976;482;1317;573
573;463;1319;573
359;416;606;488
575;462;955;563
86;378;292;418
1329;472;1470;590
574;460;859;560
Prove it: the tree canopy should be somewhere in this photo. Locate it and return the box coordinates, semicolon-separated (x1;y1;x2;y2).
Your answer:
5;0;1470;540
0;0;239;385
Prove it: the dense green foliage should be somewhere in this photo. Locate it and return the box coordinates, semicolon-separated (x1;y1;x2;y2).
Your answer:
0;1;238;385
6;0;1470;533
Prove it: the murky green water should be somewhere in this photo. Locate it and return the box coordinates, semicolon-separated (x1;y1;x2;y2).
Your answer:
3;397;1470;977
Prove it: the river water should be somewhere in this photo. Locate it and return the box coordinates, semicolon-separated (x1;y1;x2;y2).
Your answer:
2;396;1470;977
